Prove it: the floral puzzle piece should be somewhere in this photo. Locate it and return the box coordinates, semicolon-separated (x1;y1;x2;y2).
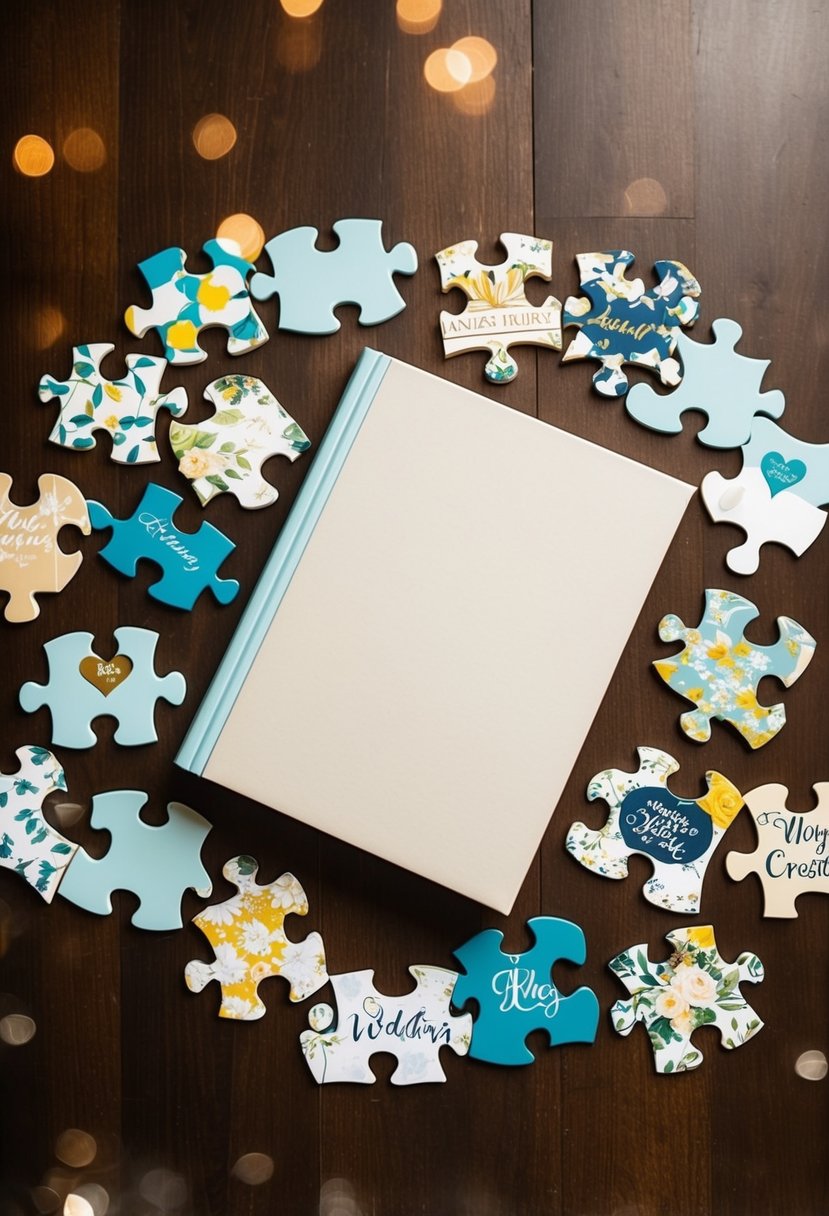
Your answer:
609;925;764;1074
38;342;187;464
566;746;743;914
169;375;311;509
562;250;701;397
451;916;599;1066
625;318;785;447
250;218;417;334
87;482;239;609
300;966;471;1084
653;588;816;749
725;782;829;917
124;238;268;365
701;417;829;574
435;233;562;383
0;746;78;902
185;855;327;1020
19;626;186;748
0;472;90;623
58;790;211;930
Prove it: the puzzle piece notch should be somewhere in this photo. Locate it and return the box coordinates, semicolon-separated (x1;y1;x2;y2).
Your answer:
725;782;829;917
88;482;239;609
169;375;311;509
300;966;471;1084
0;472;90;623
566;746;743;914
609;926;764;1073
250;218;418;335
435;232;562;383
562;250;701;397
185;855;327;1020
19;626;186;748
0;745;78;902
701;416;829;574
125;238;269;366
653;588;816;749
451;916;599;1066
38;342;188;464
626;318;786;447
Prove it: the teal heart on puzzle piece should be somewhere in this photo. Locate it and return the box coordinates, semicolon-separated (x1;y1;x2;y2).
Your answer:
761;450;807;497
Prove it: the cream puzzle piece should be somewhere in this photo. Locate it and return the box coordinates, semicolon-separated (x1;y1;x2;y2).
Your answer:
0;472;90;623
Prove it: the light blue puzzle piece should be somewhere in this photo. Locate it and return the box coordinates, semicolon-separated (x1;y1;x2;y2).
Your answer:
19;626;186;749
88;482;239;610
250;218;418;334
452;916;599;1066
626;318;786;447
58;790;212;930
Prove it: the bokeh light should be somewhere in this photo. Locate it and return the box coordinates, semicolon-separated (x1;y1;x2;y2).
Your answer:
63;1196;93;1216
51;801;85;829
452;74;497;116
280;0;324;13
31;1186;61;1214
232;1153;274;1185
55;1129;97;1169
451;36;497;82
216;213;266;262
624;177;668;216
424;48;472;92
32;306;67;351
396;0;441;34
139;1168;187;1210
71;1185;108;1216
63;128;106;172
0;1013;36;1045
13;135;55;177
192;114;237;160
320;1178;361;1216
795;1049;827;1080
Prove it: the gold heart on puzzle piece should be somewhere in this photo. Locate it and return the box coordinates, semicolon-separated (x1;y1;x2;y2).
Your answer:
79;653;133;696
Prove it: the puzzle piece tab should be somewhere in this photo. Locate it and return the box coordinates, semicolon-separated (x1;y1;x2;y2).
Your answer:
0;472;90;623
185;855;327;1020
38;342;187;463
300;966;471;1084
452;916;599;1066
435;232;562;383
726;782;829;917
0;745;77;902
626;318;785;447
566;746;743;914
58;790;212;930
562;250;700;397
169;375;311;509
19;626;186;748
609;925;764;1073
701;417;829;574
250;218;417;334
653;588;816;749
87;482;239;609
125;238;268;365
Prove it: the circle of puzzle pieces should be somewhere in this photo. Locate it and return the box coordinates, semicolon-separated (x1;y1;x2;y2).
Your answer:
0;746;78;902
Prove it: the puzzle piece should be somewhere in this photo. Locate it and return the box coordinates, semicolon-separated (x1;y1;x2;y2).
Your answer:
0;745;78;902
0;472;90;623
609;925;764;1073
87;482;239;609
58;790;211;930
435;232;562;383
169;375;311;509
562;250;701;397
300;966;471;1084
250;218;417;334
653;588;816;749
38;342;187;464
625;318;785;447
451;916;599;1066
566;746;743;914
725;783;829;917
19;626;186;748
124;238;268;365
701;417;829;573
185;855;327;1020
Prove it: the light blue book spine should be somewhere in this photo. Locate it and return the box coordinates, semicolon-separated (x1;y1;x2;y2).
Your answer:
175;347;390;775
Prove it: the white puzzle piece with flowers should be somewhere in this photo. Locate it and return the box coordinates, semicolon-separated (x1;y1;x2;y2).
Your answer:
0;745;78;902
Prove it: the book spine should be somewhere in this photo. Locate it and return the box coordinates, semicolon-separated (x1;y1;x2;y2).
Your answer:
175;348;390;774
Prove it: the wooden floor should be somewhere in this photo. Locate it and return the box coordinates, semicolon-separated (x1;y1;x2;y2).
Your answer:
1;2;828;1213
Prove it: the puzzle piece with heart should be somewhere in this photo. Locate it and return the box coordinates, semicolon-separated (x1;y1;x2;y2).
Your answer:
653;588;816;749
435;232;562;383
701;417;829;574
566;746;743;914
0;472;90;623
0;745;78;902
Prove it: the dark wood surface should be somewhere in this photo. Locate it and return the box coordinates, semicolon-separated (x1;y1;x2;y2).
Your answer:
1;2;827;1213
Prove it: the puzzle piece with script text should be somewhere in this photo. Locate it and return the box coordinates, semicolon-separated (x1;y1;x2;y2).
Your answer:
0;745;78;902
566;746;743;914
0;472;90;623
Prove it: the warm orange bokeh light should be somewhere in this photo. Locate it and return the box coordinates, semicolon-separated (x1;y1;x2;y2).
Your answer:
396;0;441;34
451;36;497;82
424;48;472;93
280;0;324;14
13;134;55;177
63;127;106;172
192;113;237;160
216;213;266;262
452;73;497;116
32;306;66;351
55;1129;97;1169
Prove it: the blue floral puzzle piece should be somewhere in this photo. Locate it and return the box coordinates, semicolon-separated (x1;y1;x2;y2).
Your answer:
562;250;700;397
250;219;417;335
653;588;816;749
19;626;186;749
452;916;599;1066
625;318;786;447
0;745;78;902
87;482;239;610
58;790;212;930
